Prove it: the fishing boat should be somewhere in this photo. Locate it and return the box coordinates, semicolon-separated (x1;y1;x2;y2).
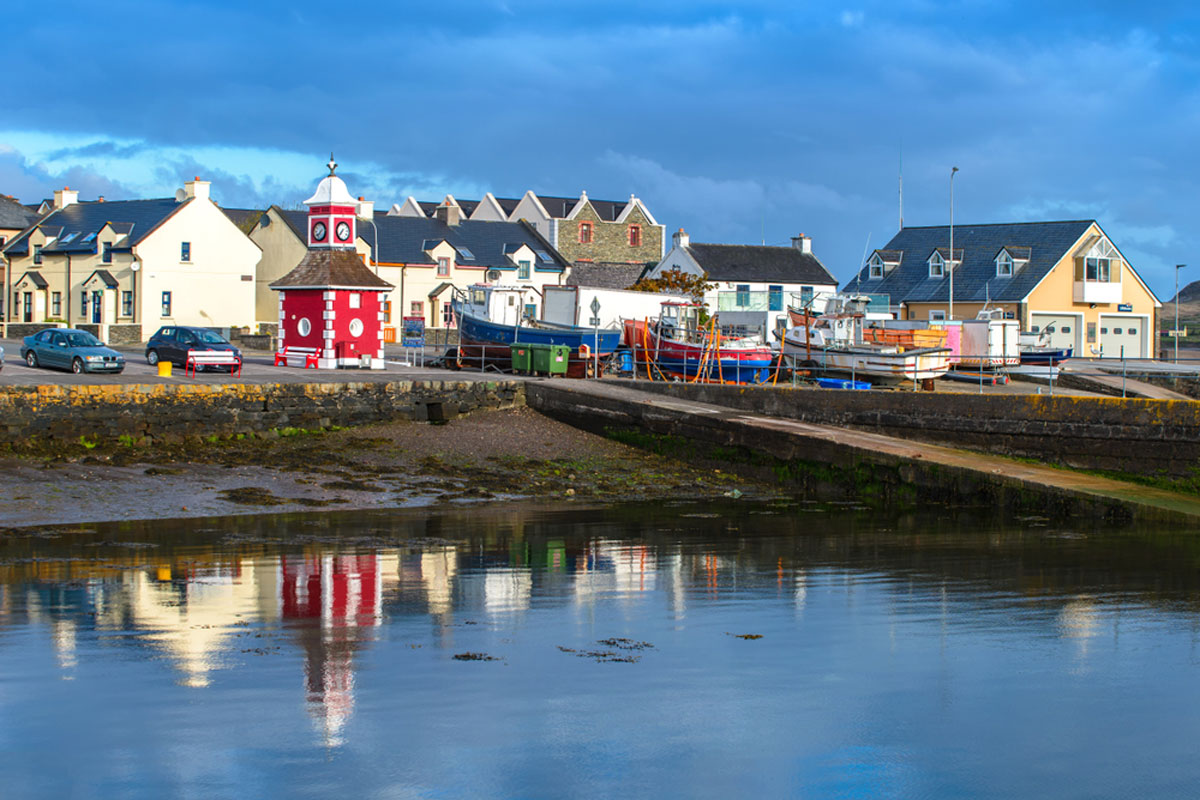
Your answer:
623;302;775;384
451;285;622;375
1018;329;1073;366
779;296;951;384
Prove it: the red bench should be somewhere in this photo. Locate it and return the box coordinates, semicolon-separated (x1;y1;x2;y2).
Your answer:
274;345;320;369
185;350;243;378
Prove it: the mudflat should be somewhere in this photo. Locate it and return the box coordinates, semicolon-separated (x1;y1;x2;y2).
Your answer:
0;406;758;529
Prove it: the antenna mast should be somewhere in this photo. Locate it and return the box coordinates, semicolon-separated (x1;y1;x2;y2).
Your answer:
898;145;904;231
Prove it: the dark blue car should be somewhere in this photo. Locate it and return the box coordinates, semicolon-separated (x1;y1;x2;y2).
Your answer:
144;326;241;370
21;329;125;374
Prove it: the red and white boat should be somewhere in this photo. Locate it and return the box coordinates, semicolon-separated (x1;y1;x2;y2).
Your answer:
623;302;775;384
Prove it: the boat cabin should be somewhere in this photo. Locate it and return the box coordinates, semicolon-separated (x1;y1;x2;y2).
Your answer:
464;284;539;326
657;302;706;342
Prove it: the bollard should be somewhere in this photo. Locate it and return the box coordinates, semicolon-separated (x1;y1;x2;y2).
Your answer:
158;361;172;377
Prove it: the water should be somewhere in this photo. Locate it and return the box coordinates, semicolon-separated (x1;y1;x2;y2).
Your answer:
3;501;1200;798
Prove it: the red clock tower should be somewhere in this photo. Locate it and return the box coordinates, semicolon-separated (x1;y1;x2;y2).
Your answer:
271;156;393;369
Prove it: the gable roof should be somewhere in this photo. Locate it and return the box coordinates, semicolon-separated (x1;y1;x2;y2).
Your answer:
565;261;652;290
682;242;838;285
409;193;636;223
2;198;186;256
843;220;1098;304
0;195;39;230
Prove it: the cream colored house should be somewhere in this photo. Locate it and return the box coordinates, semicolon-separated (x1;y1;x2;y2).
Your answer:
847;220;1161;358
2;180;261;342
250;196;569;333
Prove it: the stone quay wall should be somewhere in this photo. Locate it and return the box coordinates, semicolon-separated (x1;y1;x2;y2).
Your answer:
629;382;1200;476
0;380;525;445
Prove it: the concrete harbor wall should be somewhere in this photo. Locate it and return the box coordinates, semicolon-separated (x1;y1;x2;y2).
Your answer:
0;380;525;445
623;382;1200;477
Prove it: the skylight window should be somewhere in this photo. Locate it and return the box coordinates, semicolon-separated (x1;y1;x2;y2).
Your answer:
60;232;79;244
536;250;553;263
456;246;475;260
82;233;96;243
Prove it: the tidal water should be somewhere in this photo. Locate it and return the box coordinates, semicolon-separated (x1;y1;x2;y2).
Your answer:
2;500;1200;798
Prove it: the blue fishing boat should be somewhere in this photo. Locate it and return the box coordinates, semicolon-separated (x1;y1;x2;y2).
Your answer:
451;285;622;375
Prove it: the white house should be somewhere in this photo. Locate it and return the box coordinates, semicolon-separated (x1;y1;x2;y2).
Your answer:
648;229;840;334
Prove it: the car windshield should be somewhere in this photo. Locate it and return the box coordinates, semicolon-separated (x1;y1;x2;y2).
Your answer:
195;330;228;344
65;332;102;347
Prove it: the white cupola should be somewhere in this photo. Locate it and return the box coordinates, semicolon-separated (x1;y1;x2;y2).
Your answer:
304;154;359;249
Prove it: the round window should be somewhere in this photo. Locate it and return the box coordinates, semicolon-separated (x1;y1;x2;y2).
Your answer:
349;318;364;337
297;317;311;336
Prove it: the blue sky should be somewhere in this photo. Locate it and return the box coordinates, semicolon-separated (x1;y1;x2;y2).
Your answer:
4;0;1200;297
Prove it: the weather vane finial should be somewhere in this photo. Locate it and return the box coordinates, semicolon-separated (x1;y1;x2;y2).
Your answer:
327;153;338;175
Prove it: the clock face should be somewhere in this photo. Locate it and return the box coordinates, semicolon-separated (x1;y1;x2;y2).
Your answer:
335;221;351;242
312;221;327;242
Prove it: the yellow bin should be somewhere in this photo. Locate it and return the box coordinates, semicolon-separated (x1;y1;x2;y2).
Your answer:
157;361;172;377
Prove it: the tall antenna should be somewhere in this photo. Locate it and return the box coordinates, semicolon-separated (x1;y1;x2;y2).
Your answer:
855;232;872;293
898;143;904;231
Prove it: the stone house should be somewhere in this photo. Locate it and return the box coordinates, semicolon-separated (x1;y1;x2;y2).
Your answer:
844;220;1161;358
1;180;261;343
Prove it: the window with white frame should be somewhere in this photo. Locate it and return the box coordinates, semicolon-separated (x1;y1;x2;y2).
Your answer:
929;309;946;321
929;253;945;278
518;260;531;280
869;257;884;279
437;257;450;277
996;253;1014;277
1082;239;1118;282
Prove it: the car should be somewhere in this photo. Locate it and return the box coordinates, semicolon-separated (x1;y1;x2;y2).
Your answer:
21;329;126;374
145;326;242;371
0;344;4;372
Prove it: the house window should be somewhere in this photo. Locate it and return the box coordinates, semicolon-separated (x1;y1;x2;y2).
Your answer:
442;302;454;327
80;292;88;315
410;301;424;316
162;291;172;317
437;257;450;277
52;292;61;317
930;309;946;321
1087;322;1097;343
768;285;783;312
383;301;392;324
1085;258;1111;282
518;260;531;280
735;284;750;307
579;222;593;244
629;225;642;247
996;254;1013;277
181;242;191;262
801;286;814;307
349;293;361;309
869;260;884;279
33;244;43;265
524;303;537;319
102;242;113;264
121;291;132;316
929;254;945;278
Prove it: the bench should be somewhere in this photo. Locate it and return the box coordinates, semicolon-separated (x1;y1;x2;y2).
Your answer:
185;349;243;378
273;345;320;369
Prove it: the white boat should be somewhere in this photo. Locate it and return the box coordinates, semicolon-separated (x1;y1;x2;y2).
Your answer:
779;296;951;383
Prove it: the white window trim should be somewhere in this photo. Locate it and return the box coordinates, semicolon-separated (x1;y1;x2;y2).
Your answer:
929;253;945;278
996;254;1013;277
929;309;946;321
868;258;884;279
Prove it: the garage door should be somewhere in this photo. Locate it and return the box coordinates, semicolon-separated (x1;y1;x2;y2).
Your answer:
1098;315;1145;359
1030;314;1080;353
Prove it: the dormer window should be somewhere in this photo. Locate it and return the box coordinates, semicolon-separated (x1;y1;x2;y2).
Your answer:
868;256;884;279
929;252;945;278
996;253;1013;277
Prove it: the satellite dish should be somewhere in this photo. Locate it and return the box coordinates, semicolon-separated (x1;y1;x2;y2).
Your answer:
174;189;187;203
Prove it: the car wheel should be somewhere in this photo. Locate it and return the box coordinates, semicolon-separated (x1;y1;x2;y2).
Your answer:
25;351;38;368
72;358;84;374
146;349;159;366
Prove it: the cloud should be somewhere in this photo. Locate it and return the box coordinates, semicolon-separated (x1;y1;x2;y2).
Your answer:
840;10;864;27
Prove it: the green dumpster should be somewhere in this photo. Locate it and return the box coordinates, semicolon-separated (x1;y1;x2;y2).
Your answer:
530;343;571;376
509;343;533;374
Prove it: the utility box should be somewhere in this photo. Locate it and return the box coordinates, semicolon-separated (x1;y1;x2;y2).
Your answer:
530;343;570;376
509;343;532;374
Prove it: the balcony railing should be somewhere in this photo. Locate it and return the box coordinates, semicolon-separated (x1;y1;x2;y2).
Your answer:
1073;281;1122;304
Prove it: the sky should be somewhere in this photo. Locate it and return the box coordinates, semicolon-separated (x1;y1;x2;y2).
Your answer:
4;0;1200;297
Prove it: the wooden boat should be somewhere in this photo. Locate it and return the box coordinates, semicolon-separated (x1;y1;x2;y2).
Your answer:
780;296;951;384
623;302;774;384
451;285;622;375
862;323;949;349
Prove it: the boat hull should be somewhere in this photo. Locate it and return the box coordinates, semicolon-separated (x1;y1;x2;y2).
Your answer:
1019;347;1073;366
624;319;775;384
453;299;621;375
781;334;950;383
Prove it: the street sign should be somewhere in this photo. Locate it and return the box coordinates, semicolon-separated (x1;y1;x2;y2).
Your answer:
1117;303;1132;312
590;297;601;316
402;316;425;347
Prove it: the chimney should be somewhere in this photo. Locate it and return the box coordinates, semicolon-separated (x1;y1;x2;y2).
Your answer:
435;195;461;226
53;187;78;209
183;177;211;201
356;196;374;220
792;233;812;254
673;227;690;249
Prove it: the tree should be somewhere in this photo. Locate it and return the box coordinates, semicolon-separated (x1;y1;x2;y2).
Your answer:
627;267;713;303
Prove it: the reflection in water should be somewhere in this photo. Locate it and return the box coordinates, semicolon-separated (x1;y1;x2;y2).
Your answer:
2;503;1200;796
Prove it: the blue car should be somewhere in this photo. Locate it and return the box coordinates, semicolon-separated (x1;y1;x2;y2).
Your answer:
21;329;125;374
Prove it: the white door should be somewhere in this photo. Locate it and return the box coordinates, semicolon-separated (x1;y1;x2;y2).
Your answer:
1030;313;1080;353
1098;315;1145;359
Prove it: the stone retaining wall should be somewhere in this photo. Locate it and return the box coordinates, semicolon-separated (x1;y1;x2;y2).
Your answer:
0;380;524;445
629;381;1200;476
4;322;64;340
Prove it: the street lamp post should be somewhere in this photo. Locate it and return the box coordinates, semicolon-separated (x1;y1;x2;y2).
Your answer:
949;166;959;321
1176;263;1186;363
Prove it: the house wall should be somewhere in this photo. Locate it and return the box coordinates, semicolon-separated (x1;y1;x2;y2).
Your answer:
554;203;662;265
904;302;1019;322
251;208;309;324
6;236;139;330
136;199;259;330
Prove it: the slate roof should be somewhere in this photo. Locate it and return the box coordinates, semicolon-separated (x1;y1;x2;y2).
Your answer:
222;207;263;231
684;243;838;285
85;269;118;288
269;249;393;290
277;208;569;271
16;271;48;288
0;195;39;230
1;198;185;256
565;262;652;290
412;194;630;222
843;221;1100;303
